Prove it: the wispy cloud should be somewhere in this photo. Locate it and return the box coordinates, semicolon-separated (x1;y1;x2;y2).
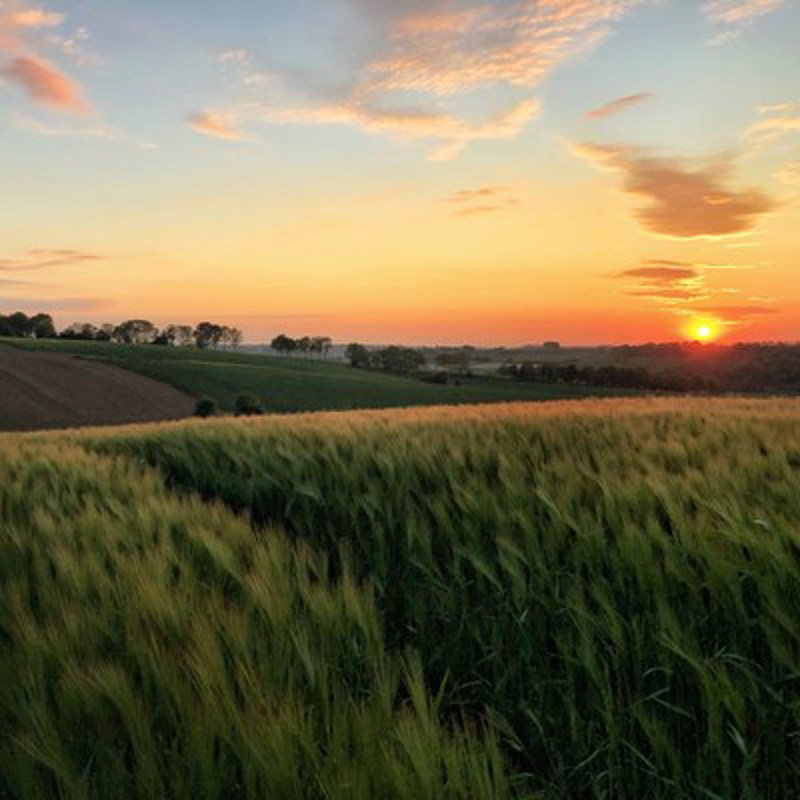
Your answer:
186;111;252;142
361;0;642;97
703;0;787;43
12;111;157;149
445;186;520;217
0;249;103;272
586;93;653;120
572;142;775;238
253;97;540;161
207;0;641;159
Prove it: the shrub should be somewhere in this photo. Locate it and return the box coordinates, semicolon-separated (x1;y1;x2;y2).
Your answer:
194;396;218;418
234;392;263;416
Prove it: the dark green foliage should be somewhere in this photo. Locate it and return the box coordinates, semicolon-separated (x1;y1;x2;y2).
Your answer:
234;393;263;416
194;396;218;418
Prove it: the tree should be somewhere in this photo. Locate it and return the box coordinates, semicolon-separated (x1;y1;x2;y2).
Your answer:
6;312;32;338
29;313;56;339
228;327;244;348
312;336;333;359
297;336;312;358
271;334;297;356
345;343;371;368
194;321;224;349
113;319;157;345
194;397;218;418
235;392;263;416
376;346;425;374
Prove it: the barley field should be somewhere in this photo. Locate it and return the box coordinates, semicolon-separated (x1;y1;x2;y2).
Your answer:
2;398;800;798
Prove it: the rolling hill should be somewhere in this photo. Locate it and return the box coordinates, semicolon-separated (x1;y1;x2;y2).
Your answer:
1;338;632;424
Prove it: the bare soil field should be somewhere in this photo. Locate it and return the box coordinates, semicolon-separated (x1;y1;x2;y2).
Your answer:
0;345;194;431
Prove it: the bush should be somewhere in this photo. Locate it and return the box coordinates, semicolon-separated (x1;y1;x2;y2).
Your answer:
194;396;218;418
234;392;263;416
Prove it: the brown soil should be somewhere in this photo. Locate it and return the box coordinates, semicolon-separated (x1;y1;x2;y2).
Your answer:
0;346;194;432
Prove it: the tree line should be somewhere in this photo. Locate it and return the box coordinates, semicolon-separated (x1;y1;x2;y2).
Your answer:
270;335;333;359
0;311;243;349
499;361;722;393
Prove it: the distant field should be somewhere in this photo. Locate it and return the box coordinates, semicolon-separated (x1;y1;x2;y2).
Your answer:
2;398;800;798
2;338;633;416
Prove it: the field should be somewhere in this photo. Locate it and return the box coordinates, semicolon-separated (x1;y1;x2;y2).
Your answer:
2;397;799;798
1;338;631;418
0;345;194;432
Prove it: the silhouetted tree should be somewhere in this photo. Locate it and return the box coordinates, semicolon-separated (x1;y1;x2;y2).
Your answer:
271;334;297;356
29;313;56;339
194;321;224;349
345;343;371;368
113;319;157;344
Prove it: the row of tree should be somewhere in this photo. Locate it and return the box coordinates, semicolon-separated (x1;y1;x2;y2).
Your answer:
500;362;722;393
270;334;333;358
345;343;427;374
1;311;243;349
0;312;57;339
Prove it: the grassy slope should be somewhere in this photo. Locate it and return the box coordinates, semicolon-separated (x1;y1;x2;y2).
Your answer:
2;338;631;413
3;398;800;798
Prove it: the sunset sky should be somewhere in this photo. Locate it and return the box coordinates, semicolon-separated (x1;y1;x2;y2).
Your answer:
1;0;798;345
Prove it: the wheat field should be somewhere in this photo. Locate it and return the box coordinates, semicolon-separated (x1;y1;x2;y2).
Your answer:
2;398;800;798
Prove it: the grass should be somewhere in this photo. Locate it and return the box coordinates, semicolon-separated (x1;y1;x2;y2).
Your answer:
2;337;632;413
2;397;800;798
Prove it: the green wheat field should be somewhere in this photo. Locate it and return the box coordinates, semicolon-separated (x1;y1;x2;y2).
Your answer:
2;398;800;799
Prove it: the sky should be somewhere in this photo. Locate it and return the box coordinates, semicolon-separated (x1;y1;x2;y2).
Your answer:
0;0;798;345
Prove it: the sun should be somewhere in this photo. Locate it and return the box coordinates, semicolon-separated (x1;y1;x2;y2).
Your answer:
691;323;716;342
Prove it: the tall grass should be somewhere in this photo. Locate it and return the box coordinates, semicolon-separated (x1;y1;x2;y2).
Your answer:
3;398;800;797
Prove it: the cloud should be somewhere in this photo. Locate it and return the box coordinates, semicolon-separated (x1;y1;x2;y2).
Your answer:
586;93;653;119
445;186;520;217
0;295;109;313
619;266;700;282
217;48;249;64
12;111;157;149
775;160;800;184
572;142;775;238
703;1;787;44
206;0;639;159
362;0;642;97
8;8;63;29
186;111;252;142
703;0;786;25
256;97;540;161
1;54;87;111
692;304;779;322
0;249;103;272
747;113;800;143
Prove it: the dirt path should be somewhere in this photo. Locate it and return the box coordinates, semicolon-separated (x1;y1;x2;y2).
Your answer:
0;345;194;431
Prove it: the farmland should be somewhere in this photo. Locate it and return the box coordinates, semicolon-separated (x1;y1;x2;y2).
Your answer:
1;338;631;420
2;397;800;798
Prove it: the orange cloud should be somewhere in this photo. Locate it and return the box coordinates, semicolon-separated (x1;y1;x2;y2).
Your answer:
186;112;251;142
0;249;103;272
573;143;775;238
364;1;641;97
586;93;653;119
257;98;540;161
1;55;87;111
445;186;519;217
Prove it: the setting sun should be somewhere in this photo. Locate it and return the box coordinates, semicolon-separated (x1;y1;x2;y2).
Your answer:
696;326;713;340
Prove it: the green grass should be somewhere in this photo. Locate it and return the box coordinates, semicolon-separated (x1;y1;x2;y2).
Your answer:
2;337;632;413
2;398;800;798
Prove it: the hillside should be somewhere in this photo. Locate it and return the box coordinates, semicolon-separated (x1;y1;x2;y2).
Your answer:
0;344;194;432
2;398;800;798
2;338;631;416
